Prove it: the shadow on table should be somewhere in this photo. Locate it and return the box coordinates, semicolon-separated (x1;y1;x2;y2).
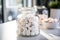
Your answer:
17;35;48;40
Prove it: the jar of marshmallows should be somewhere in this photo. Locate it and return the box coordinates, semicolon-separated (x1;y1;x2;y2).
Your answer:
16;7;40;37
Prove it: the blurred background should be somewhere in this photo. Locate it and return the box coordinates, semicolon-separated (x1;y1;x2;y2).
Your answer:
0;0;50;23
0;0;60;23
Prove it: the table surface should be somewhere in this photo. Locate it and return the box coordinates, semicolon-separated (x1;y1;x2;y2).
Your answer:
0;20;60;40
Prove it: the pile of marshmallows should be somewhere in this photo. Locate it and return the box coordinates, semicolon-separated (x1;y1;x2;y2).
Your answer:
17;13;39;36
38;14;58;29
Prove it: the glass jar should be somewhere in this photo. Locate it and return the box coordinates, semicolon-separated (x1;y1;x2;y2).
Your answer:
16;7;40;37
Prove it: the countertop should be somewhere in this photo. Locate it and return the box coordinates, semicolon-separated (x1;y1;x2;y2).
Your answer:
0;20;60;40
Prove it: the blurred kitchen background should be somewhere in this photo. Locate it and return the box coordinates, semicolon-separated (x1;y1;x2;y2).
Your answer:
0;0;60;23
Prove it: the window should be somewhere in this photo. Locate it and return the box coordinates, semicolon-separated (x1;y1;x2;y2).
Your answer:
3;0;22;22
